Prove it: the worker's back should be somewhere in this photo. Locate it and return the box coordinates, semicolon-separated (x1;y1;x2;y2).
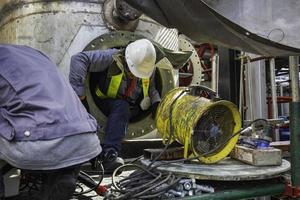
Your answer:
0;44;97;141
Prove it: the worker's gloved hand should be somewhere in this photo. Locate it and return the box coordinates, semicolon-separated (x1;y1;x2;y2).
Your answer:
80;96;90;113
151;102;160;120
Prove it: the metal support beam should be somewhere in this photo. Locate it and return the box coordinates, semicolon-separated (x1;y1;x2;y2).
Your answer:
289;56;300;196
289;56;300;102
218;48;240;105
239;53;245;119
246;57;254;120
211;53;219;97
243;53;267;120
183;182;285;200
270;58;279;140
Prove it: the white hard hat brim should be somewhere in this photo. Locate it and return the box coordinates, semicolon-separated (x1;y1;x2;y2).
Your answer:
126;58;154;78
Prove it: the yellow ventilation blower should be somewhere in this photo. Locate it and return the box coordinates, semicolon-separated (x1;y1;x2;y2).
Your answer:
155;86;241;164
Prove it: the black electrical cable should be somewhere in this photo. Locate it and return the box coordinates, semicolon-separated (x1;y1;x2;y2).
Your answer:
148;89;189;168
132;173;172;197
73;161;104;196
105;88;262;200
107;163;180;200
106;125;249;199
104;90;191;199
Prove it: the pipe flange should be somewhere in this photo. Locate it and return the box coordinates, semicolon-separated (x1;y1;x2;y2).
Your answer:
102;0;141;31
178;35;203;86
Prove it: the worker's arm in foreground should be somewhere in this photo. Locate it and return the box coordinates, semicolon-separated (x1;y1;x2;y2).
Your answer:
69;49;118;98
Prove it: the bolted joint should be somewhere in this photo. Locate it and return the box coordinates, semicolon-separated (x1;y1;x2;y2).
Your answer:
114;0;142;21
103;0;141;31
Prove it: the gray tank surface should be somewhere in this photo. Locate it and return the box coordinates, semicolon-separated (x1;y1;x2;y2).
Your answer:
204;0;300;50
124;0;300;56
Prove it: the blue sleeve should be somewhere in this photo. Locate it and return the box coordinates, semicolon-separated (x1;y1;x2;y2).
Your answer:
69;49;118;96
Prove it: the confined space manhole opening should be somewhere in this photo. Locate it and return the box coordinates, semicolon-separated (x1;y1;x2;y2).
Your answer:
89;69;163;123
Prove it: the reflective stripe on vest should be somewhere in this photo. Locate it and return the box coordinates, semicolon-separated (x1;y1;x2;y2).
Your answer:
95;53;149;99
95;73;149;99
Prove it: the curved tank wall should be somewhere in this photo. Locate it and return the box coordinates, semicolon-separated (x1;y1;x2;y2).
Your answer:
0;0;165;76
0;0;107;75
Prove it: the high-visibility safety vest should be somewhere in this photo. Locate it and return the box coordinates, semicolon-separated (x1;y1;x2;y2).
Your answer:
95;54;150;99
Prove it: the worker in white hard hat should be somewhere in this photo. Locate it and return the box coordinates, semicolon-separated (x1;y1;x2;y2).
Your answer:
69;39;161;173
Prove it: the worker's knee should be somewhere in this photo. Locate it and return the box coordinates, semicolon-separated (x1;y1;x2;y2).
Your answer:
111;99;130;115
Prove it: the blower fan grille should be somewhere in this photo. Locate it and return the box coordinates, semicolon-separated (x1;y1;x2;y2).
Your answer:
192;105;235;156
156;87;241;163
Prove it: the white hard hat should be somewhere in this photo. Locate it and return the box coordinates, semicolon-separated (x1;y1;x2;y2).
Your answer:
125;39;156;78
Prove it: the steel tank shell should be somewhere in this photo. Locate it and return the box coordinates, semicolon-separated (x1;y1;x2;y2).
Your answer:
0;0;108;76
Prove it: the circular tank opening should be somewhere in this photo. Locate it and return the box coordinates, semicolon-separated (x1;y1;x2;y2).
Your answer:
83;31;175;139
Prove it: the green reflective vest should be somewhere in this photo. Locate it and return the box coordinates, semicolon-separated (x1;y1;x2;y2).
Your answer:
95;54;150;99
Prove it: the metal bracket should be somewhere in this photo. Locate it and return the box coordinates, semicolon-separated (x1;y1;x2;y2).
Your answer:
102;0;141;31
283;183;300;198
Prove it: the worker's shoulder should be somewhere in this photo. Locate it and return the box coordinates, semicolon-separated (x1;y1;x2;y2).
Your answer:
82;48;119;56
0;44;32;52
0;44;44;58
0;44;54;72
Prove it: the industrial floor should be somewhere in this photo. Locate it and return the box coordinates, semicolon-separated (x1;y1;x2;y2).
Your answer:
7;170;133;200
74;170;134;200
6;143;291;200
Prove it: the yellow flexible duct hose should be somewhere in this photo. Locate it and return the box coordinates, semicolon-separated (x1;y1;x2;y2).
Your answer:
155;87;241;164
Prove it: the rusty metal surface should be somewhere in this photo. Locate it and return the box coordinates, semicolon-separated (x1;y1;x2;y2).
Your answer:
143;147;185;161
141;158;290;181
124;0;300;56
102;0;141;31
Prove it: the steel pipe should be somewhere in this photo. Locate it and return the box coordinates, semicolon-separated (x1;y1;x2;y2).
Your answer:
270;58;279;140
246;57;254;120
289;56;300;192
211;54;219;96
239;53;245;119
289;56;300;102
